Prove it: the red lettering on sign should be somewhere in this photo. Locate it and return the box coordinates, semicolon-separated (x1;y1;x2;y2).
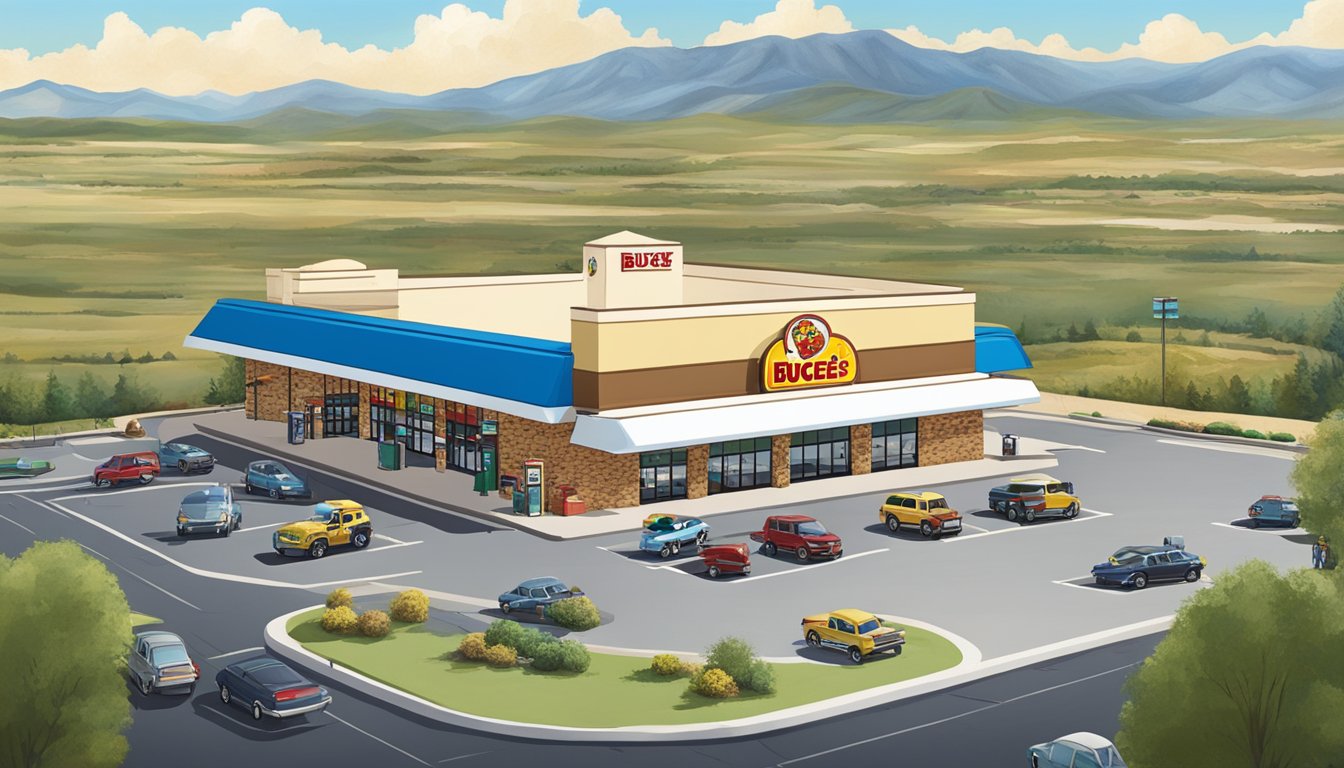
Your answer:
619;251;674;271
768;357;853;387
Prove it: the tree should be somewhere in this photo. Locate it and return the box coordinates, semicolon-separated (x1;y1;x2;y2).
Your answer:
109;373;160;417
1082;319;1101;341
40;371;73;423
1184;380;1204;410
0;541;132;768
1066;322;1081;342
135;352;156;364
160;351;177;361
1246;307;1271;338
1125;330;1143;343
1293;411;1344;553
1116;561;1344;768
1322;284;1344;361
1226;374;1252;413
204;356;245;406
74;373;110;419
1197;330;1212;347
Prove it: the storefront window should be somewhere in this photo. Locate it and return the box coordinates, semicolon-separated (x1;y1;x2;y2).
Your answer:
790;427;850;481
709;438;771;494
369;386;399;442
640;449;688;503
871;419;918;470
447;404;484;473
323;392;358;436
404;397;435;456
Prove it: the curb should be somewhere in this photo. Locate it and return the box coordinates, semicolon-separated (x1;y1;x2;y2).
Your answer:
264;605;1169;743
1063;413;1309;453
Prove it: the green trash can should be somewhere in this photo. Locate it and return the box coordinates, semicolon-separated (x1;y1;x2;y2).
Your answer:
512;490;526;515
377;441;403;471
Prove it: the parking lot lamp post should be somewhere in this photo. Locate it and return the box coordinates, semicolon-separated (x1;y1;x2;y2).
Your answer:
1152;297;1179;405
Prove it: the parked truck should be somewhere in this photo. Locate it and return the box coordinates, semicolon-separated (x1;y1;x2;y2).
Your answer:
987;474;1080;523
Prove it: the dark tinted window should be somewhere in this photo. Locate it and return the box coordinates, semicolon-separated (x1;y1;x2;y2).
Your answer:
834;619;855;633
342;514;354;524
248;664;304;686
902;498;917;509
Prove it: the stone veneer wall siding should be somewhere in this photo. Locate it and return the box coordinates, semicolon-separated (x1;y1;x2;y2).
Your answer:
918;410;984;466
245;359;291;422
770;434;791;488
850;423;872;475
357;382;372;439
496;413;639;510
686;444;709;499
288;369;325;438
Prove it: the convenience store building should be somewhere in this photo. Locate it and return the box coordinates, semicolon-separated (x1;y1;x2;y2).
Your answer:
185;232;1038;510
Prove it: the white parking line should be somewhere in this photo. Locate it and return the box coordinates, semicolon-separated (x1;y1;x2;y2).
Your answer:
208;646;265;660
0;482;97;495
237;522;287;533
944;509;1113;542
1210;521;1301;536
51;481;221;500
725;548;889;583
76;541;203;611
367;540;424;553
1052;574;1213;594
438;752;491;764
327;711;431;767
375;533;410;545
1157;438;1297;460
0;512;36;535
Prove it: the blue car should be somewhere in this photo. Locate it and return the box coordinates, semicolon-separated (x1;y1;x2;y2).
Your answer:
497;577;584;615
158;442;215;474
242;460;311;499
216;656;331;722
1091;544;1206;590
640;515;709;559
177;485;242;537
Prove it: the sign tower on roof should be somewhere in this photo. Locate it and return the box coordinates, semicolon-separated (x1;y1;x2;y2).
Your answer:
583;231;683;309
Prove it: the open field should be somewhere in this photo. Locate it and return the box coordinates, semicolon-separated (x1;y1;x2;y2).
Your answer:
1;112;1342;408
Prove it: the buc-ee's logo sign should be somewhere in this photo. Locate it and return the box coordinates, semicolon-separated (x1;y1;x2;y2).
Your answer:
620;251;674;272
762;315;858;392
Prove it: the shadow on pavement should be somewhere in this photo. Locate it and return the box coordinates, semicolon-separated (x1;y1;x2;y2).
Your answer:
126;678;195;711
790;642;904;666
193;698;324;740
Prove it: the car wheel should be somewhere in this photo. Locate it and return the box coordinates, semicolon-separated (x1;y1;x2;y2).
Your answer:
671;541;681;556
848;647;864;664
806;631;822;648
763;541;777;557
309;539;328;559
920;520;934;538
177;527;186;537
659;544;672;559
139;473;154;485
139;676;153;696
708;565;721;579
1024;509;1037;523
1250;518;1260;529
1185;568;1201;583
696;530;708;545
251;702;263;721
222;526;230;538
352;530;370;549
886;515;900;533
500;602;511;614
268;488;279;499
796;546;809;562
1032;755;1040;768
1066;503;1080;519
220;685;231;704
178;460;188;473
1006;506;1019;523
244;482;254;495
1132;572;1149;589
232;518;241;531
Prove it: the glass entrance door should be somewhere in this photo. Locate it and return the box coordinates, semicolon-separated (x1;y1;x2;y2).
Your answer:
708;438;772;494
640;449;687;503
404;399;435;456
323;393;358;436
789;427;851;482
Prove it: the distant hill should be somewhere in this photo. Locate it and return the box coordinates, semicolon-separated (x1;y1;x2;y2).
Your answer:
3;30;1344;124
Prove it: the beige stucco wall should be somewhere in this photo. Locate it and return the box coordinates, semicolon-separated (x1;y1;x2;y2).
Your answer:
397;278;584;341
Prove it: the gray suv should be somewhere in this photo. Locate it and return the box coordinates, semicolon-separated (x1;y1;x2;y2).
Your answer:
1247;496;1300;528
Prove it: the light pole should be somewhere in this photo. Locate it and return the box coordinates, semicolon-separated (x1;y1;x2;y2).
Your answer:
1152;297;1179;405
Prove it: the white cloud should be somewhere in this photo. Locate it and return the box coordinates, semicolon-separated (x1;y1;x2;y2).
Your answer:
887;0;1344;63
703;0;853;47
0;1;669;95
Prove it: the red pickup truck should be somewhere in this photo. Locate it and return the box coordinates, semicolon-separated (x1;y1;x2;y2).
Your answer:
749;514;843;562
92;452;161;487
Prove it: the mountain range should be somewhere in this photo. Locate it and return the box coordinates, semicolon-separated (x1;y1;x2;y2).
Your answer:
4;30;1344;124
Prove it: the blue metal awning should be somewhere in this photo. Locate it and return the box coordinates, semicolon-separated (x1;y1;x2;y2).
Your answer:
974;324;1033;373
185;299;575;423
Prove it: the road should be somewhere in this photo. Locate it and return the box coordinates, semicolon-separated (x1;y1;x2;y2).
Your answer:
0;411;1299;765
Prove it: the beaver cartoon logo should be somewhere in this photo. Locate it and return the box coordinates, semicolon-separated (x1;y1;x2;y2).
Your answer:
762;314;858;392
587;256;597;277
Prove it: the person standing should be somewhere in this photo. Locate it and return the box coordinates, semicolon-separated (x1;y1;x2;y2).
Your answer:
1313;539;1325;569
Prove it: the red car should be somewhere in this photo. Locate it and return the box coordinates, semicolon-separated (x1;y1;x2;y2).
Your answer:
750;514;842;562
92;452;161;487
699;543;751;578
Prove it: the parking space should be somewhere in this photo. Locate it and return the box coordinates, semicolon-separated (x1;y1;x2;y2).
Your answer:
1052;573;1214;595
942;508;1113;543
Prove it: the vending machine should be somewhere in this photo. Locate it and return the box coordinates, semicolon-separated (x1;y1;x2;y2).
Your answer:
523;459;545;517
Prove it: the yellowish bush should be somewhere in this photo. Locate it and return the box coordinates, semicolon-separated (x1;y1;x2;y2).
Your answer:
458;633;487;661
357;609;390;638
389;589;429;623
651;654;683;676
482;643;518;668
325;587;353;609
691;667;738;698
321;606;358;634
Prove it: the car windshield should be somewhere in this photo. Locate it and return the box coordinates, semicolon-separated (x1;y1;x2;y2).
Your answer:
1097;746;1127;767
857;619;881;634
797;521;827;536
248;663;305;686
182;496;220;519
272;465;294;478
166;443;187;452
1282;502;1298;512
150;644;189;667
927;498;948;510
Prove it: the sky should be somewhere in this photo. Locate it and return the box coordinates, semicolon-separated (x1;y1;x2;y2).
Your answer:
0;0;1340;95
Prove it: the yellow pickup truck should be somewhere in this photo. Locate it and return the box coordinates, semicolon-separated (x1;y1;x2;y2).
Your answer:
802;609;906;664
273;500;373;559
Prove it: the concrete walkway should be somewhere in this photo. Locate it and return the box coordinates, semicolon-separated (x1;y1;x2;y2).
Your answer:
180;409;1061;541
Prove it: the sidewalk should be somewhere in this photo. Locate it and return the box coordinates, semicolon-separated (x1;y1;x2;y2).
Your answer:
183;409;1061;541
1019;391;1318;444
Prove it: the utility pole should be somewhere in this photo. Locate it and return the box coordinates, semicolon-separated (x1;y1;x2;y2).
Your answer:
1152;297;1179;406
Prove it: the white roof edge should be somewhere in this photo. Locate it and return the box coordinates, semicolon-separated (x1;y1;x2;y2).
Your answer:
585;230;681;247
571;377;1041;454
183;336;575;425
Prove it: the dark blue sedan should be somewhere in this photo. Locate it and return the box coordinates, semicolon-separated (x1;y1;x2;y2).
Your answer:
242;460;311;499
159;442;215;474
498;577;584;614
1091;545;1206;590
216;657;330;721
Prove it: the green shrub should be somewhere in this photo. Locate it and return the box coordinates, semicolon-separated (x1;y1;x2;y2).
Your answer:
482;644;518;667
690;667;739;698
1203;421;1243;436
531;639;590;673
681;661;704;678
706;637;756;682
325;587;354;610
1091;411;1102;417
484;619;525;650
1125;330;1142;343
546;596;601;631
1242;429;1266;440
515;627;556;658
1269;432;1297;443
357;609;390;638
739;659;777;694
1147;417;1177;429
321;605;358;634
651;654;683;676
389;589;429;623
457;633;487;661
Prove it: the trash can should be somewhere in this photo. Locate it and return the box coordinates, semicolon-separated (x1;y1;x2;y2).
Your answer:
1163;535;1185;550
553;485;577;514
377;440;403;471
512;490;526;515
562;496;587;517
1001;434;1018;457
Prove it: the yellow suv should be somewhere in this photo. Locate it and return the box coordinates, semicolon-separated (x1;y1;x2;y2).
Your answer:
801;609;906;664
988;474;1080;523
878;491;963;538
273;500;373;559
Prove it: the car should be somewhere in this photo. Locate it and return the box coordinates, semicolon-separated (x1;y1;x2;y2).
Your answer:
1091;544;1207;589
273;500;373;558
497;577;585;614
92;451;160;487
878;491;963;538
750;514;842;561
243;459;311;499
988;473;1081;523
159;442;215;474
801;609;905;664
177;484;242;537
0;457;55;479
1029;732;1128;767
640;515;710;559
216;656;331;721
699;543;751;578
1247;495;1300;528
128;631;200;696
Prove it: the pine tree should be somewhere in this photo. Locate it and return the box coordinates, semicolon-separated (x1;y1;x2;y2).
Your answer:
1066;323;1081;342
1082;319;1101;341
1226;375;1252;413
41;371;72;423
1184;380;1203;410
1322;284;1344;360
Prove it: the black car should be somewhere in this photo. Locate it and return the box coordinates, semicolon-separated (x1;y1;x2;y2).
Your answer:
216;656;331;721
1091;545;1206;589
